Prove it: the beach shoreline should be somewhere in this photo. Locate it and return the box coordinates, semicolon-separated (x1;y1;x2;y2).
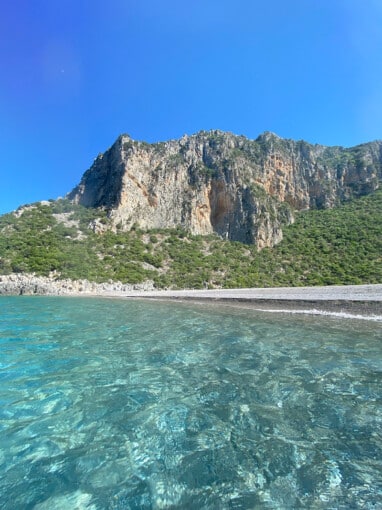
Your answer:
126;295;382;318
121;286;382;320
1;274;381;319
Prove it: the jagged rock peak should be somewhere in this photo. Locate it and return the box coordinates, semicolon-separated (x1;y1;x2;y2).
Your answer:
68;130;382;248
256;131;282;142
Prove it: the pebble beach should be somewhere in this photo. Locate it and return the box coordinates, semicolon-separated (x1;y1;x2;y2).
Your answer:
1;274;381;319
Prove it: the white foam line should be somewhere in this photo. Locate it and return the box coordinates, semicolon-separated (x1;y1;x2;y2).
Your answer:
252;308;382;322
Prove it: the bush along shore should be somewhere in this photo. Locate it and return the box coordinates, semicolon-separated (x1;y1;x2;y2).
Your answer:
0;274;155;296
1;189;382;290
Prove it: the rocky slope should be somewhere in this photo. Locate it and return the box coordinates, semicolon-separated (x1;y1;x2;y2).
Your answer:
69;130;381;248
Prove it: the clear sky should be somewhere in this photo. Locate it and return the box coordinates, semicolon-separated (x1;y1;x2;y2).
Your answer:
1;0;382;214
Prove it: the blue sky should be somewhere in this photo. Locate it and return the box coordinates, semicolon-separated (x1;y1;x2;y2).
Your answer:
1;0;382;214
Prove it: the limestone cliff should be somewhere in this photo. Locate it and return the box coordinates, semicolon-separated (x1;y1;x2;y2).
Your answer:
68;130;382;248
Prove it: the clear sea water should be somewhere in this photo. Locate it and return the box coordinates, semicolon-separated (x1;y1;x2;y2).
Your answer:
0;296;381;509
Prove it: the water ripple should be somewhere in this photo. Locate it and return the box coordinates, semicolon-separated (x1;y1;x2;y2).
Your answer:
0;296;381;509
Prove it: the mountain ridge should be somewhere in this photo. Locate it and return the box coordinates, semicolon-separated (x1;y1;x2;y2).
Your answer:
68;130;382;248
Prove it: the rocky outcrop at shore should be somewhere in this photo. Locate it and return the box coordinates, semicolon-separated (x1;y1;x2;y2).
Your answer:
0;274;154;296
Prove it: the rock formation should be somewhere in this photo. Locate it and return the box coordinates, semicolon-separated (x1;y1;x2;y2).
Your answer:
0;274;154;296
68;130;382;248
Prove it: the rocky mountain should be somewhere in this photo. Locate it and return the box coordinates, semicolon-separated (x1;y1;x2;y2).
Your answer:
69;130;382;248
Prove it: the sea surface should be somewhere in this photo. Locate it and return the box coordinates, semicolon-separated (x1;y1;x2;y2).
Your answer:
0;296;381;509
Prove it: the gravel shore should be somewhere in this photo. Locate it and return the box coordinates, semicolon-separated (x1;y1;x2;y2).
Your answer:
121;284;382;301
121;285;382;319
1;274;381;319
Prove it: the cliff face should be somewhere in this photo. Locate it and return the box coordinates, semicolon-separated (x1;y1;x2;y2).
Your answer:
68;130;382;248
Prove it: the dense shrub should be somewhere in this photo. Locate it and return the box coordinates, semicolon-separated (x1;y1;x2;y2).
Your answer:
0;190;381;288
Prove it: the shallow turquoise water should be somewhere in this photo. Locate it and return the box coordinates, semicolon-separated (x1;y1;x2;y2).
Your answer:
0;296;381;509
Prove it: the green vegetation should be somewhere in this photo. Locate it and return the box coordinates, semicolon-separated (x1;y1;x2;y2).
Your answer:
270;189;382;286
0;190;381;288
